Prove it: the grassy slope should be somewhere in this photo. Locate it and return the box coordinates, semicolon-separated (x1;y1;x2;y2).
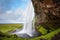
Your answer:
0;24;60;40
0;24;22;33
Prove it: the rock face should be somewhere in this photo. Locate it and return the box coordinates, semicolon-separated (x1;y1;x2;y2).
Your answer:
31;0;60;29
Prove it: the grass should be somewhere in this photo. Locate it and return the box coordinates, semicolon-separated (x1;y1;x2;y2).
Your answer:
0;24;60;40
0;24;22;33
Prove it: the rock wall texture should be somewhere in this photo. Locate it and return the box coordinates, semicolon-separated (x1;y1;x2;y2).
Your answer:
31;0;60;29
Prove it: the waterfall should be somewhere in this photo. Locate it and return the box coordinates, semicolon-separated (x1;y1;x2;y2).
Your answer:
11;1;40;38
22;1;35;33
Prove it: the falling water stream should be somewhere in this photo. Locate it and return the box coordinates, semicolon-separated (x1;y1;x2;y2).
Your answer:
11;1;40;38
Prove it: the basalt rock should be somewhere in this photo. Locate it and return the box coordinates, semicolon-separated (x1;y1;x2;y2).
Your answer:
31;0;60;29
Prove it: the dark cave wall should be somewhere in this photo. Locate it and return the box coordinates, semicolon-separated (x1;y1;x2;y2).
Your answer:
31;0;60;29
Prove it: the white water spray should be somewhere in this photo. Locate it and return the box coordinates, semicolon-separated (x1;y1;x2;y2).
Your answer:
22;1;35;35
11;1;40;38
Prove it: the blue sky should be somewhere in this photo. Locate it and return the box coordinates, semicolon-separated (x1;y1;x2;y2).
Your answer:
0;0;31;23
0;0;30;13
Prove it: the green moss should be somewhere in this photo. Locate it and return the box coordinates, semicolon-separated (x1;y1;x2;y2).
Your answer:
37;25;48;35
39;26;48;35
40;29;60;40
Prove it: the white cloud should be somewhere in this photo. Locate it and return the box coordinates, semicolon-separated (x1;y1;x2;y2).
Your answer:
0;7;24;23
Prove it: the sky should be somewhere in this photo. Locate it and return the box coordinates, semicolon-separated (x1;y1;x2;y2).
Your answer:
0;0;31;23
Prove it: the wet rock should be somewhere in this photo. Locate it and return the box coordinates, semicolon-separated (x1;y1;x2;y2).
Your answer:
31;0;60;29
40;38;47;40
52;32;60;40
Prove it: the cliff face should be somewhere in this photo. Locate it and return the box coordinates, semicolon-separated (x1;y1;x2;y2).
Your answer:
31;0;60;29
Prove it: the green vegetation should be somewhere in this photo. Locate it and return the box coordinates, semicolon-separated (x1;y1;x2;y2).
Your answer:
0;24;22;33
0;24;60;40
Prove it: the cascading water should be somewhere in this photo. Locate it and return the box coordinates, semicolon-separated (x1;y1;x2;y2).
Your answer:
11;1;41;38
